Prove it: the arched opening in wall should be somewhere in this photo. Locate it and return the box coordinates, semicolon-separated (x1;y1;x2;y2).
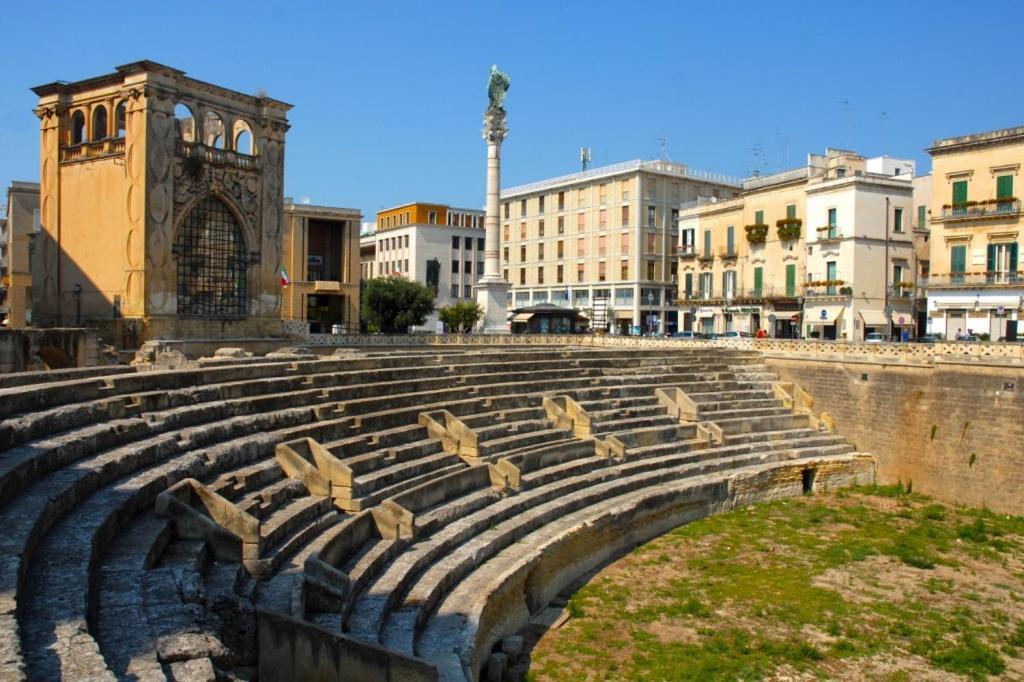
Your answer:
115;102;127;137
91;106;108;141
36;346;76;370
233;120;254;155
174;103;195;142
205;111;226;149
175;195;248;317
71;110;86;144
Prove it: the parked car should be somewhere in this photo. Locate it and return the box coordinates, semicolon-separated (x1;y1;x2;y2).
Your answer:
721;331;754;338
865;332;885;343
672;331;698;339
915;333;944;343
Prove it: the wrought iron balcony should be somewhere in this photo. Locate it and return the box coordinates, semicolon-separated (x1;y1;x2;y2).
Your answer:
718;246;738;259
924;272;1024;289
696;250;715;262
937;200;1021;221
679;245;697;260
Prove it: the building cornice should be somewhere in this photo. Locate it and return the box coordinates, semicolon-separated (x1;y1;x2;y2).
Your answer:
927;125;1024;156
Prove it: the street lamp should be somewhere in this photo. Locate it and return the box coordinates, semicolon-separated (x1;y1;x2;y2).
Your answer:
646;291;654;334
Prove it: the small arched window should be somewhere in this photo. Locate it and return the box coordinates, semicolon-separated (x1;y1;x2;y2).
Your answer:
71;110;86;144
233;120;254;155
205;111;225;149
91;106;107;141
115;102;127;137
174;103;195;142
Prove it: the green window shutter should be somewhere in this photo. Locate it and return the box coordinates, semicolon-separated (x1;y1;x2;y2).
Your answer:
722;272;728;294
917;205;926;229
951;245;966;273
755;210;764;225
703;230;711;255
727;226;734;253
894;208;903;232
785;264;796;296
1009;243;1018;272
997;175;1013;199
754;267;763;292
786;204;796;220
827;262;837;280
952;180;968;205
828;208;837;227
685;273;692;296
987;244;996;272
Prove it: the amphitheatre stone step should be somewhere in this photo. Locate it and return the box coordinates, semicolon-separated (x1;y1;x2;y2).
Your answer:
699;406;792;421
591;414;679;435
236;477;305;519
390;442;854;654
417;451;872;680
8;412;311;680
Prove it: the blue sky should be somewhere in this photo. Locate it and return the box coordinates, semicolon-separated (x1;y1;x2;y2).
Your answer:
2;1;1022;218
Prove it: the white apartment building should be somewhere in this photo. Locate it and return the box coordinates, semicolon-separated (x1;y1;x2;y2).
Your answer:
371;202;486;332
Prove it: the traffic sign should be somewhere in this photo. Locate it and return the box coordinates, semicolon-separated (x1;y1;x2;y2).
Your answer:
898;316;905;325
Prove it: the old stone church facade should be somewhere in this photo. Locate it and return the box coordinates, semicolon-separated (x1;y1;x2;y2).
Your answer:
31;60;291;340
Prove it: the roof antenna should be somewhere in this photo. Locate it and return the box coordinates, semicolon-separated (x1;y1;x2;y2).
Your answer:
839;98;852;149
580;147;592;171
658;131;669;161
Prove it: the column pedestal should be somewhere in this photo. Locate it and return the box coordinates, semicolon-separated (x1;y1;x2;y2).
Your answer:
476;277;512;334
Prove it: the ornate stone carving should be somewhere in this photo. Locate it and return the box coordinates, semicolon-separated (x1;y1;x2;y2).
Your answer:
482;106;508;145
172;157;261;245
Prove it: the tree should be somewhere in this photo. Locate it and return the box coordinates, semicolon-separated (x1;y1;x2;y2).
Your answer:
360;276;435;333
438;300;483;333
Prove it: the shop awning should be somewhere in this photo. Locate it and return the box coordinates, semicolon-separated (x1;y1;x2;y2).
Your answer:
511;313;534;322
805;305;845;326
697;310;715;318
859;309;888;326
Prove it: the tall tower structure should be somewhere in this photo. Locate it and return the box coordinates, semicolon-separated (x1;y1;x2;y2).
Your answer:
31;61;292;341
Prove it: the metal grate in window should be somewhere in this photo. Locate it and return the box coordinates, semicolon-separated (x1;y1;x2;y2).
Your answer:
176;196;248;317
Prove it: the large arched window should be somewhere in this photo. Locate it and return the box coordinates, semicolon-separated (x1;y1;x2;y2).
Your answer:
174;103;195;142
176;196;248;317
91;106;107;141
71;111;86;144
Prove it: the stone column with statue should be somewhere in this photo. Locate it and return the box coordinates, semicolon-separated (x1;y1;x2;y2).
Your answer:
475;65;513;333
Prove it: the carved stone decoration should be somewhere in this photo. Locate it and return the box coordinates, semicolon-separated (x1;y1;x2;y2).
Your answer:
149;184;169;224
147;269;169;312
150;110;170;138
172;158;260;247
148;228;167;268
151;144;171;181
126;229;142;268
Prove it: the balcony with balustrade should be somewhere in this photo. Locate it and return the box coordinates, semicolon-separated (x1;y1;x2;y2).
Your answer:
59;137;126;164
924;271;1024;290
934;199;1021;223
176;140;261;173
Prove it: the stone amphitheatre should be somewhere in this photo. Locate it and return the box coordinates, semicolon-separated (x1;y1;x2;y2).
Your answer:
0;336;1021;681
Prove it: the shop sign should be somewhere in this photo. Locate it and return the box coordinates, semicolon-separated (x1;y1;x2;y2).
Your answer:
723;306;759;314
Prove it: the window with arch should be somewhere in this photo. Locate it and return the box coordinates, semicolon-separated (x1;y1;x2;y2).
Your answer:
174;103;195;142
115;102;127;137
176;196;248;317
205;111;225;149
71;110;86;144
91;106;107;141
233;120;254;155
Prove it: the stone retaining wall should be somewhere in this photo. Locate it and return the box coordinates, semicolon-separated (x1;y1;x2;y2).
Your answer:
768;356;1024;514
301;333;1024;362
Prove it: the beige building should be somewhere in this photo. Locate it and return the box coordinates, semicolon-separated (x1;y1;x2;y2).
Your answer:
925;125;1023;340
2;182;41;327
280;200;361;334
30;60;291;344
680;149;919;340
501;159;741;334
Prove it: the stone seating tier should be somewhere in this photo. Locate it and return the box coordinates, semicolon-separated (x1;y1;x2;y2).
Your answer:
0;345;870;682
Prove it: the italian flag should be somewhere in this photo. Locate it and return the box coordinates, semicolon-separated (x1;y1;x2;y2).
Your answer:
280;268;290;287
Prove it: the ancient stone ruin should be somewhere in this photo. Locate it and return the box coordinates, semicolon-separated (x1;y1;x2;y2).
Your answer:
0;345;873;680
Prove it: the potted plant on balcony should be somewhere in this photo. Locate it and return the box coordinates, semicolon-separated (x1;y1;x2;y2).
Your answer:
776;218;802;242
839;286;853;295
745;224;769;245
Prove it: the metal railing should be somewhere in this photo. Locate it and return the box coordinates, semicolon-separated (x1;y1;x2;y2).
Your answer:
924;272;1024;288
939;200;1021;220
680;285;803;301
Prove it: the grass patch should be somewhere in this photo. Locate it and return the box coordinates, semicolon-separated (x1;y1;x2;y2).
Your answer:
530;489;1024;680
